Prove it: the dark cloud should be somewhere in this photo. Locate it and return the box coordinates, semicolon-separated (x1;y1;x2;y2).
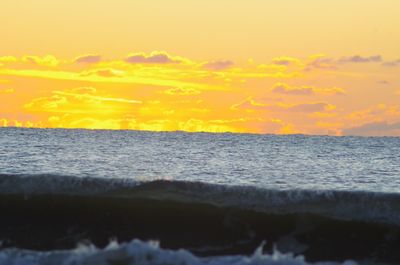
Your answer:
125;52;180;64
230;97;260;110
164;87;200;95
305;55;384;71
95;69;120;77
378;80;390;85
22;55;59;67
272;83;314;95
203;60;234;70
272;60;291;66
285;103;330;113
267;102;332;113
71;87;97;94
80;68;122;78
382;59;400;67
271;83;344;96
271;57;299;66
342;121;400;136
338;55;382;64
75;54;101;64
304;57;337;71
232;98;332;113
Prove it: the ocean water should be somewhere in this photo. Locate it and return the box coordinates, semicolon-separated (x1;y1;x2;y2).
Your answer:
1;127;400;265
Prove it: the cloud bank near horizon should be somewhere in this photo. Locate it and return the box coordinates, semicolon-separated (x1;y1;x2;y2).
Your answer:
0;52;399;136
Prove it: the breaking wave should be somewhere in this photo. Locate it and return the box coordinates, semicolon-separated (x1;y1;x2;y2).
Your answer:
1;173;400;226
1;174;400;264
0;239;358;265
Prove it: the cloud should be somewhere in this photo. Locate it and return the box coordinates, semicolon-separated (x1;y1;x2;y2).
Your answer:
271;83;313;95
230;97;267;111
0;118;9;127
68;117;127;130
164;87;201;95
54;91;142;105
125;51;181;64
232;97;334;113
71;87;97;94
81;68;124;77
74;54;101;64
342;121;400;136
271;56;301;66
25;88;141;113
346;104;400;123
382;59;400;67
305;54;383;71
22;55;59;67
247;102;335;113
177;118;242;133
305;56;337;71
203;60;234;70
283;102;334;113
25;95;68;110
271;82;345;96
0;67;212;91
0;56;17;63
95;69;122;77
0;88;14;94
338;55;382;64
378;80;389;85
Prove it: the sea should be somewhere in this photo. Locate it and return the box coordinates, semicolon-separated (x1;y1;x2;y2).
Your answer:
0;127;400;265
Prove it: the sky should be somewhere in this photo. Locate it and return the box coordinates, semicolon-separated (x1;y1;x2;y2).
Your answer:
1;0;400;136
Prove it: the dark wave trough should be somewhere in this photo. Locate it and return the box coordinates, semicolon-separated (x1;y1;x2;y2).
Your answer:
1;174;400;264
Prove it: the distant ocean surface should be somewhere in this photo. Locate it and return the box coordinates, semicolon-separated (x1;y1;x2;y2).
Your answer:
1;127;400;265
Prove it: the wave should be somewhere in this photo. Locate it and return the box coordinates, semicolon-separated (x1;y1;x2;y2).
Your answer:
1;173;400;226
1;174;400;264
0;239;357;265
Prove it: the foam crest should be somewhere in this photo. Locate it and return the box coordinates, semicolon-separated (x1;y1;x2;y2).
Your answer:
0;173;139;195
0;239;357;265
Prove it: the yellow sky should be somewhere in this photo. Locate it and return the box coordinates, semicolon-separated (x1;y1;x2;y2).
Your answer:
1;0;400;135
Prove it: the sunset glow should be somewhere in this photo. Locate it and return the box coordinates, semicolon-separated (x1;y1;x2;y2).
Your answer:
1;0;400;136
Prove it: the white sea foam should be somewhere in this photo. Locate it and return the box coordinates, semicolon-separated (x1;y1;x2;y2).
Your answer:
0;239;358;265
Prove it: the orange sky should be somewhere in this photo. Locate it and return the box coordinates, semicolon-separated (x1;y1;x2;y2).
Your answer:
1;0;400;136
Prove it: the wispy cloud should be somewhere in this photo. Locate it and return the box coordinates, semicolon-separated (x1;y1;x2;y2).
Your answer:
1;51;399;135
0;68;220;91
22;55;59;67
305;54;388;71
0;56;17;63
282;102;336;113
0;87;14;94
338;55;382;64
232;97;335;113
203;60;234;70
164;87;201;96
378;80;389;85
54;91;142;105
343;121;400;136
271;83;313;95
271;56;301;66
74;54;101;64
271;83;345;96
304;56;337;71
382;59;400;67
80;68;125;77
125;51;183;64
